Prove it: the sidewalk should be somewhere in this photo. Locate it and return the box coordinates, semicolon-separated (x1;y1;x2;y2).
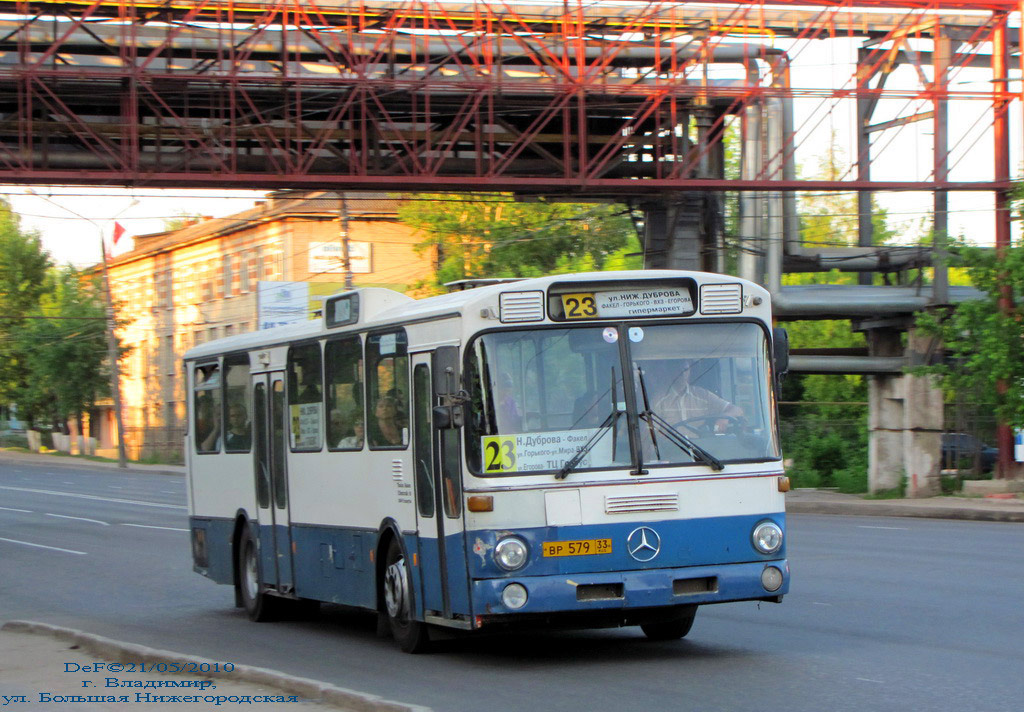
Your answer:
0;448;185;477
0;622;423;712
785;487;1024;523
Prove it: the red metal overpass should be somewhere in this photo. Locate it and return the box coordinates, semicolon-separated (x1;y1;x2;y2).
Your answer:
0;0;1018;196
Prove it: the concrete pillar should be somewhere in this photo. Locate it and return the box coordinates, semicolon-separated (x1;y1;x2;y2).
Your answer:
867;329;943;497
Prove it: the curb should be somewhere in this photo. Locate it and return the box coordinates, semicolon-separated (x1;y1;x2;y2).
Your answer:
786;499;1024;523
1;621;430;712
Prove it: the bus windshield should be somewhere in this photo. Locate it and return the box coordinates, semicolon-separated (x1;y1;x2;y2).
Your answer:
466;322;779;476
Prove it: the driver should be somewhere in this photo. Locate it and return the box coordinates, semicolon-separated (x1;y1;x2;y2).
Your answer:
648;359;744;433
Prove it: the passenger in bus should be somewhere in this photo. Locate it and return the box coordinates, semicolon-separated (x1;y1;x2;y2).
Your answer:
297;370;322;404
649;359;743;433
196;397;221;451
372;395;404;446
224;403;251;450
338;421;365;449
495;372;522;433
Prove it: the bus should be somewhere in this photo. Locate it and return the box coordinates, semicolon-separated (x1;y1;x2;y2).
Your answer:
184;270;790;652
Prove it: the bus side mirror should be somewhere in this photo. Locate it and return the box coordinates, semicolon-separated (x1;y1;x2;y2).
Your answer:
433;405;464;429
772;327;789;380
432;346;461;397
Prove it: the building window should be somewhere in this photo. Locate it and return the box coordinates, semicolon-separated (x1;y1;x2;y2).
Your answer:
223;255;233;297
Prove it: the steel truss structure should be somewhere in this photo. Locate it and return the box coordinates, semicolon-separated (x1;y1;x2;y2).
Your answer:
0;0;1018;196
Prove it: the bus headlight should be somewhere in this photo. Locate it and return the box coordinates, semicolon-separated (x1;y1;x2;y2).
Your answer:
751;521;783;555
494;536;528;571
502;583;528;609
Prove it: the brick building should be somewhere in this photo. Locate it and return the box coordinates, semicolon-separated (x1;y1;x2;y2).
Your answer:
98;191;434;460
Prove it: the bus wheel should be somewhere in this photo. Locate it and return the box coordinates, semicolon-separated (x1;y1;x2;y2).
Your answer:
640;606;697;641
383;538;430;653
238;528;280;622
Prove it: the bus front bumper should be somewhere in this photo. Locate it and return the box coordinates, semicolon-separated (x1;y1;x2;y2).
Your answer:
471;559;788;619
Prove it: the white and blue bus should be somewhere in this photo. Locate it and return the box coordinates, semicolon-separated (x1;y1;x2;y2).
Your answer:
185;270;790;652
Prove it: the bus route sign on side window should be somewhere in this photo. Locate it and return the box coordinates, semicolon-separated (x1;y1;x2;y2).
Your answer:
560;288;693;320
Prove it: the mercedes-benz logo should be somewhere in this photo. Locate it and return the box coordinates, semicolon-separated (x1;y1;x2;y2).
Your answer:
626;526;661;562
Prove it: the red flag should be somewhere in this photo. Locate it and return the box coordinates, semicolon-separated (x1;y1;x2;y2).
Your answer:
112;221;126;247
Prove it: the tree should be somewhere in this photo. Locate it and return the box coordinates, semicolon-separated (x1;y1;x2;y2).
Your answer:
397;194;640;291
0;200;53;410
914;236;1024;430
12;268;110;430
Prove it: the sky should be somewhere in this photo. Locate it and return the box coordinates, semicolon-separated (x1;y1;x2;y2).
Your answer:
3;187;267;268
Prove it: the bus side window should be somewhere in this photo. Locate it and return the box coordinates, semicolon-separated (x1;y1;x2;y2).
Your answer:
223;354;251;453
288;343;323;451
326;337;365;451
367;330;409;449
193;363;221;454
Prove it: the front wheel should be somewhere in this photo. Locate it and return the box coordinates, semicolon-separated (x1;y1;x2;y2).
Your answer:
382;538;430;653
640;606;697;641
238;527;281;622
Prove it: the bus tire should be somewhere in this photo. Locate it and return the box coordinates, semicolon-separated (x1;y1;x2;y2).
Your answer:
640;606;697;641
238;527;280;622
383;537;430;653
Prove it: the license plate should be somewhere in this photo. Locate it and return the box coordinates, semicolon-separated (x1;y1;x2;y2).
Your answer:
542;538;613;557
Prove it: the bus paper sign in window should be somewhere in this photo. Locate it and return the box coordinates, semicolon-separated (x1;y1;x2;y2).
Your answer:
560;288;693;320
483;429;612;473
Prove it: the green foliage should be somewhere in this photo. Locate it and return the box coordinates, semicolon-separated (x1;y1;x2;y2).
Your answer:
0;200;53;408
398;194;640;291
0;199;113;430
12;268;111;426
914;236;1024;430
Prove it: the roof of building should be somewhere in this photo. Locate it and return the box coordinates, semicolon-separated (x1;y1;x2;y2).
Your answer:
109;190;402;267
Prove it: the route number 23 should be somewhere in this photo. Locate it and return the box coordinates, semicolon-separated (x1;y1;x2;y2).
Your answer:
484;437;517;472
561;293;597;320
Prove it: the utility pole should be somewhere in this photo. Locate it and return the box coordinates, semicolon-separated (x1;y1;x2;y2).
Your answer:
26;190;135;468
339;193;353;289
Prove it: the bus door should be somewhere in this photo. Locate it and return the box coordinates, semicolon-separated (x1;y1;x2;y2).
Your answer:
412;351;471;620
251;372;295;593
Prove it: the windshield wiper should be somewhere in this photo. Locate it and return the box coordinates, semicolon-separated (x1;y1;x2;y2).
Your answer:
639;410;725;471
555;409;622;480
557;367;621;481
634;364;724;471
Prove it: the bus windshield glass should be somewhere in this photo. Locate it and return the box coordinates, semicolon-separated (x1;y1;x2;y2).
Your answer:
466;322;779;476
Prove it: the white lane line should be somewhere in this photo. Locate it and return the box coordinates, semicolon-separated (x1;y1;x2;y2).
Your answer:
109;486;124;490
856;678;884;684
0;485;185;510
0;506;33;513
0;536;87;556
121;523;189;532
45;513;110;526
857;525;909;531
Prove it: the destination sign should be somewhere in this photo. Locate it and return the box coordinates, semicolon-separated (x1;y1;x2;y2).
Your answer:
561;288;693;320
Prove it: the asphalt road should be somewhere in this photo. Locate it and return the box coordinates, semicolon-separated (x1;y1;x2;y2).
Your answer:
2;457;1023;712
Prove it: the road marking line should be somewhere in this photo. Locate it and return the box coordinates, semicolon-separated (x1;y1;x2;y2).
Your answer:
121;524;189;532
0;485;185;510
0;506;33;513
45;513;110;526
856;678;884;684
0;536;87;555
857;525;909;530
812;602;833;607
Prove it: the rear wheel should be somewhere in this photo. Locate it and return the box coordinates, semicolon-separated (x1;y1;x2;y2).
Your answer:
238;527;281;622
640;606;697;641
383;538;430;653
